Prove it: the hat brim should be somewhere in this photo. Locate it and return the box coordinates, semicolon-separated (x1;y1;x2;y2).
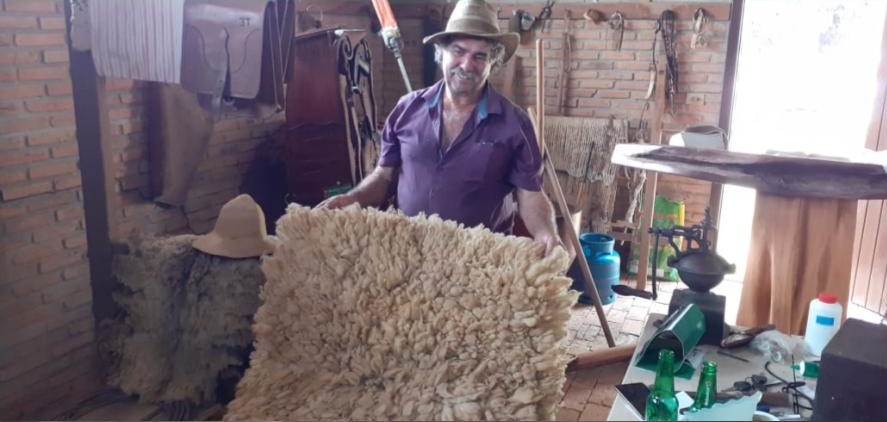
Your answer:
192;232;274;259
422;31;519;64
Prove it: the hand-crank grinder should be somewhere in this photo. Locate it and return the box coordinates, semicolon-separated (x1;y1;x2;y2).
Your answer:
658;208;735;345
614;207;735;345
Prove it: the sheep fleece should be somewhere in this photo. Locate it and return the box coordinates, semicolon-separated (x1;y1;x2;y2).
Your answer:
226;205;577;420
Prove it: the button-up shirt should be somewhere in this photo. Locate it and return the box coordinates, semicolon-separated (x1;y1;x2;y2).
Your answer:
378;80;543;233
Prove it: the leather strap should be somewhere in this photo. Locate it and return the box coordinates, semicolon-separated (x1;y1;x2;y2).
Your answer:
657;10;678;114
556;10;574;115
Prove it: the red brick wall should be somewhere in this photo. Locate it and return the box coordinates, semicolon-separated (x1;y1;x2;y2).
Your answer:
102;79;283;237
1;0;283;417
0;0;99;418
493;17;728;225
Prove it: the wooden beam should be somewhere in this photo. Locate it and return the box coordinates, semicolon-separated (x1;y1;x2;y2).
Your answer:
65;0;118;320
295;2;732;22
709;0;744;248
613;145;887;200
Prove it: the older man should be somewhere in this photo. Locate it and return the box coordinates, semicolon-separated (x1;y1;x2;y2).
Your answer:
319;0;562;255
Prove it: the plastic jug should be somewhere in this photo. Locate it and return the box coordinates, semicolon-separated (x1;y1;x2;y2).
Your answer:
804;292;843;356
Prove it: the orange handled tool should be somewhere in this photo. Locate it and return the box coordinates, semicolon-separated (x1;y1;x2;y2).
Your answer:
370;0;398;29
369;0;412;92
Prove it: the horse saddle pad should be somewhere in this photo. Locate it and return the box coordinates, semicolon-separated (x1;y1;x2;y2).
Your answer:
181;0;292;102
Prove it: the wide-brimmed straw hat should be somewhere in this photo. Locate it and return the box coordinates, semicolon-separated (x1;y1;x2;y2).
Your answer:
422;0;519;63
192;194;274;259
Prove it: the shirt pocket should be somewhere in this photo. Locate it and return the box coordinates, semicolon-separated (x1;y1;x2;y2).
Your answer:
466;139;511;184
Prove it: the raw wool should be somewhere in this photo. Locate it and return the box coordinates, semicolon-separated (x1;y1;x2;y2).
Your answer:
225;205;577;421
103;232;264;405
544;116;629;233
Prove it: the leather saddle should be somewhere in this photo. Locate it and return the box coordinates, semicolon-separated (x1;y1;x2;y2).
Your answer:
180;0;294;116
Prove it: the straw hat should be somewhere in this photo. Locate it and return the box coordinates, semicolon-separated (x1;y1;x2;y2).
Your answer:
422;0;519;63
192;194;273;259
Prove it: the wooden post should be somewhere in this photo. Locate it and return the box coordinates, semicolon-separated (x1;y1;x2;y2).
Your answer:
634;68;667;291
65;0;118;320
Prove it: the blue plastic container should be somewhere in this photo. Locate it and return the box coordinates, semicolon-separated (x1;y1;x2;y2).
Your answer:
570;233;620;305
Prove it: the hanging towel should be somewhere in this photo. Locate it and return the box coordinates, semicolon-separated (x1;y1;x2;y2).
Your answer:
89;0;184;83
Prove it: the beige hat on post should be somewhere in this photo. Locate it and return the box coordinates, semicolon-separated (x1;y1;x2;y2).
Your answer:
192;194;273;259
422;0;519;63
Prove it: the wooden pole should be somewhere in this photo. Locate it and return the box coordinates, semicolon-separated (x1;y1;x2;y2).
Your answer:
532;39;615;348
566;344;635;371
634;68;667;291
535;38;545;147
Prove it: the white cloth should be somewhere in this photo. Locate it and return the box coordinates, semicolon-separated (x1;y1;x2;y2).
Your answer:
89;0;184;83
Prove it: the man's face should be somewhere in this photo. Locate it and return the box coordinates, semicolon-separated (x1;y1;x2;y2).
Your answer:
440;37;494;97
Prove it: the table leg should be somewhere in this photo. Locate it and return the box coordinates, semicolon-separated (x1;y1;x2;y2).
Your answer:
737;192;856;334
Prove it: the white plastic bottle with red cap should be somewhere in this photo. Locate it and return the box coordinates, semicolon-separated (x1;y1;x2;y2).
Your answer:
804;292;843;356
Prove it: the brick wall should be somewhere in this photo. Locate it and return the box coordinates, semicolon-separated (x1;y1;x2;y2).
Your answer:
0;0;99;418
495;17;727;225
102;79;283;237
1;0;283;418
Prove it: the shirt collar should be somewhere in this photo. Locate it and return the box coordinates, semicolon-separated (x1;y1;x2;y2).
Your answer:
422;80;505;124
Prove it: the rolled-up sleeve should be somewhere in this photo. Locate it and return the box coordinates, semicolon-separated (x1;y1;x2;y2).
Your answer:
507;110;543;191
378;96;411;168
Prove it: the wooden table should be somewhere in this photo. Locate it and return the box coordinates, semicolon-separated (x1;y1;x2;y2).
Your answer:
607;313;817;421
611;145;887;334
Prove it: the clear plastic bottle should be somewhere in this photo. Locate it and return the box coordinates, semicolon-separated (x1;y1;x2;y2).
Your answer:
804;292;843;356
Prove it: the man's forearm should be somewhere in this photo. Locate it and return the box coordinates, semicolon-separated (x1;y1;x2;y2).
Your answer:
348;166;396;208
516;189;559;239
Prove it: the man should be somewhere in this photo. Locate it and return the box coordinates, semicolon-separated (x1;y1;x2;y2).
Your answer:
319;0;563;256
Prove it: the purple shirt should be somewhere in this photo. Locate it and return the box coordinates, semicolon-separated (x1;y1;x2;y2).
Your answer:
378;81;543;233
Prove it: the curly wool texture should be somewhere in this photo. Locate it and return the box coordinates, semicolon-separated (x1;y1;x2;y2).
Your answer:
226;205;577;421
105;233;264;405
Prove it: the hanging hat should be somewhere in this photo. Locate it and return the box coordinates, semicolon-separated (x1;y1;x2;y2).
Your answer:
422;0;519;63
192;194;273;259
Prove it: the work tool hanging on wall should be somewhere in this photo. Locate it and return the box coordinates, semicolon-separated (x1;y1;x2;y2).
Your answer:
370;0;413;92
657;10;678;114
691;8;708;49
556;10;574;115
608;11;625;51
538;0;556;32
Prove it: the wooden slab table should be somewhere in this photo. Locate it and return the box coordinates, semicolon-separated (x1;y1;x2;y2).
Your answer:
611;144;887;334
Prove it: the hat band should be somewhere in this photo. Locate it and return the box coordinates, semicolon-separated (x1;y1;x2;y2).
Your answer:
446;16;499;35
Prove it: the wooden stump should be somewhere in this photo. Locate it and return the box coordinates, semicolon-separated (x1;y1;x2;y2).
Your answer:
737;192;857;334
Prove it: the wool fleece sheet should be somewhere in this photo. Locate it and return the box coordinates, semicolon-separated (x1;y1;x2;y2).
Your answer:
226;205;577;420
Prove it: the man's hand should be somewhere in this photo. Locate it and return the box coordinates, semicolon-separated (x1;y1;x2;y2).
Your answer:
535;233;565;257
316;193;359;210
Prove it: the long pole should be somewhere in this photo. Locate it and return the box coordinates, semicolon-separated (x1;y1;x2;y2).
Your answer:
370;0;412;92
532;40;615;348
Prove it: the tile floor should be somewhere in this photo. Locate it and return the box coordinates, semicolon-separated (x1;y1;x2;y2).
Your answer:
555;278;675;421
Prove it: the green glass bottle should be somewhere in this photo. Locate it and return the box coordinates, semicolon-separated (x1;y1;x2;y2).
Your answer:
691;361;718;410
645;349;679;421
